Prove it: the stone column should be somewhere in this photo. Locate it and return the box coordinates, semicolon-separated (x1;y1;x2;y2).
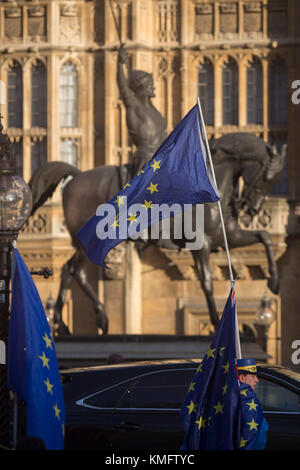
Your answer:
125;243;142;334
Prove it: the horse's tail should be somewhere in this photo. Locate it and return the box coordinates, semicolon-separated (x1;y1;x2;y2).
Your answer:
29;161;81;216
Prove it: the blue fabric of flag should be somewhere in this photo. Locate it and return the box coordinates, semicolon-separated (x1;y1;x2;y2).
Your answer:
7;248;65;450
77;104;220;266
239;383;269;450
180;289;242;450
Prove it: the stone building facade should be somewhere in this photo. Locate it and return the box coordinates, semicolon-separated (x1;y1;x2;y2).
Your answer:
0;0;299;367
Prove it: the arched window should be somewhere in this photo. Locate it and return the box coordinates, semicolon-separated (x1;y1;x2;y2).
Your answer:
31;61;47;128
247;59;263;124
31;138;47;175
60;62;78;128
7;61;23;128
269;58;287;125
222;58;238;125
198;60;214;126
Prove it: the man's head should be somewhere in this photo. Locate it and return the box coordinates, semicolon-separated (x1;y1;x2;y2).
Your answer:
129;70;155;97
237;358;259;391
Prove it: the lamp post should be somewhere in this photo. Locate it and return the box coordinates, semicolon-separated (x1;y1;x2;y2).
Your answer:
256;293;275;354
0;115;32;446
45;293;55;335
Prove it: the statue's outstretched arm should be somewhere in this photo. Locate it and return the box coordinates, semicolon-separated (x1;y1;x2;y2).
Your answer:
117;45;135;107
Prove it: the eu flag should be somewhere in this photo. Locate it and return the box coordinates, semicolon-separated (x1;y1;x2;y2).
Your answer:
180;289;241;450
7;248;65;450
77;104;219;266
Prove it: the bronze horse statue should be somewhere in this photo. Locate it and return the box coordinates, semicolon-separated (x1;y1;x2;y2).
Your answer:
28;132;286;334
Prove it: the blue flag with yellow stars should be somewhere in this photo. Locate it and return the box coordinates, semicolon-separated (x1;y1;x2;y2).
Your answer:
77;104;220;266
239;383;268;450
180;289;241;450
7;248;65;450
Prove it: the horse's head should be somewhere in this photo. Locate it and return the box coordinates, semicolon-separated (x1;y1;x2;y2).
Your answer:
238;143;287;217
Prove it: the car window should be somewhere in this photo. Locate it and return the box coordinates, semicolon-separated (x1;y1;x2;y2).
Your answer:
117;369;195;409
255;377;300;412
84;379;135;408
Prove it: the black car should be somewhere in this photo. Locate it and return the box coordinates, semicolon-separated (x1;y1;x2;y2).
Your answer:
62;359;300;450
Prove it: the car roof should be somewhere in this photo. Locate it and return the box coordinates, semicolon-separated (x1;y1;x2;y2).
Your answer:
60;358;200;374
61;358;300;382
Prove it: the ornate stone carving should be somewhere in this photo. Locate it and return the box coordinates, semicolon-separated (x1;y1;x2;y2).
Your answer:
219;2;238;36
60;6;80;42
244;2;262;35
4;7;22;39
195;3;213;37
21;212;50;235
28;6;46;38
156;1;179;43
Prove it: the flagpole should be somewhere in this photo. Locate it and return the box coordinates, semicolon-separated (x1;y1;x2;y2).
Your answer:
196;97;242;359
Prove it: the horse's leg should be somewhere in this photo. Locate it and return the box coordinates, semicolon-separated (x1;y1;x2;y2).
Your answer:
191;245;220;331
72;251;108;334
230;228;279;294
54;254;77;335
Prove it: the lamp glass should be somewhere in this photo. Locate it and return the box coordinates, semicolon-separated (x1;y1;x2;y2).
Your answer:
0;173;32;232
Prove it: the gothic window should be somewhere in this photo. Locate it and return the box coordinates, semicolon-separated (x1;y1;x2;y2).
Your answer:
11;139;23;176
60;139;78;167
247;59;263;124
222;59;238;125
31;61;47;128
198;60;214;126
59;62;78;128
7;61;23;128
269;58;287;125
31;139;47;175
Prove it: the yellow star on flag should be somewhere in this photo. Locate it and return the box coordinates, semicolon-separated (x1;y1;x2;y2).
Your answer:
219;347;225;356
53;403;61;421
222;361;229;374
151;159;161;172
137;169;144;176
143;200;152;210
114;195;125;207
195;416;206;429
196;363;203;373
222;384;228;395
123;183;131;189
240;388;248;397
44;378;54;394
186;400;197;414
147;182;159;194
188;381;196;392
111;216;119;229
246;399;259;411
247;418;259;431
127;213;137;224
38;351;50;369
206;347;216;359
213;401;224;415
240;436;248;448
43;332;53;349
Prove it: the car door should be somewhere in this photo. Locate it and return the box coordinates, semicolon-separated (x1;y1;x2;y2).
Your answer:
255;374;300;450
109;368;195;450
66;377;138;449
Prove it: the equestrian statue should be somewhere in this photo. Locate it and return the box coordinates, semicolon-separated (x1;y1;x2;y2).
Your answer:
28;45;286;335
